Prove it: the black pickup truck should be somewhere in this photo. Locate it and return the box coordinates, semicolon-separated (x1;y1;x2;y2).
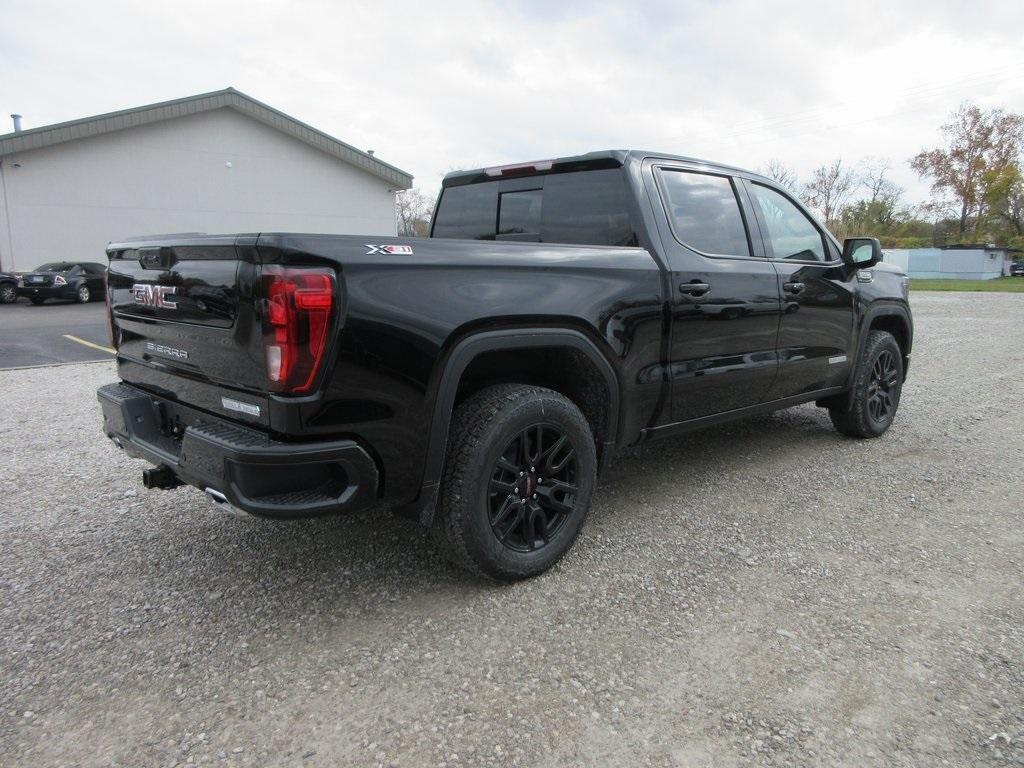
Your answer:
98;150;912;580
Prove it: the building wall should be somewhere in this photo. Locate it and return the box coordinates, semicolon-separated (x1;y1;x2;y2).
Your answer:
0;108;398;271
884;248;1006;280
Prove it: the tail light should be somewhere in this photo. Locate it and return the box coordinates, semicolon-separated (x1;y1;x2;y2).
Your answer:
260;266;336;394
54;274;68;286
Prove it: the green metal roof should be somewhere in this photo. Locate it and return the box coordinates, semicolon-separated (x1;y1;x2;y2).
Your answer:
0;87;413;189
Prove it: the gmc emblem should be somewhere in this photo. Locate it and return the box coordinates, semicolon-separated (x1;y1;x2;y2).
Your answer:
132;283;178;309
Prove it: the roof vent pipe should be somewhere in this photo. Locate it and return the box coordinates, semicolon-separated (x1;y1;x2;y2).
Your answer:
10;114;22;132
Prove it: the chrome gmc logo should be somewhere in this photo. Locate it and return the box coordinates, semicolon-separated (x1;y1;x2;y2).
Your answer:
131;284;178;309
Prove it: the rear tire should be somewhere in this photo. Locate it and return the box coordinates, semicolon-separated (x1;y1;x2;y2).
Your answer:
0;283;16;304
30;298;45;306
435;384;596;581
829;330;903;438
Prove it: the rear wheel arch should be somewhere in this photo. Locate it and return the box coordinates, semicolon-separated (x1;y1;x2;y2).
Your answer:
403;328;621;526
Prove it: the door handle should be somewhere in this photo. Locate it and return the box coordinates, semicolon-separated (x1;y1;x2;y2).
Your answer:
679;281;710;297
783;281;805;295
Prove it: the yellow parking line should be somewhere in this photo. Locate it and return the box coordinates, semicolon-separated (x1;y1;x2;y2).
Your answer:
63;334;116;355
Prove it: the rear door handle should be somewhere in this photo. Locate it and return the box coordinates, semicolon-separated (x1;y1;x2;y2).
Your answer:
679;281;710;297
783;281;805;295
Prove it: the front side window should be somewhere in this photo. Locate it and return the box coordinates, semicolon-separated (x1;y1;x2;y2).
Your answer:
658;170;751;257
749;184;826;262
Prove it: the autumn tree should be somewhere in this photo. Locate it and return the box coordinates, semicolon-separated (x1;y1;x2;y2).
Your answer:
982;164;1024;244
910;103;1024;237
395;189;436;237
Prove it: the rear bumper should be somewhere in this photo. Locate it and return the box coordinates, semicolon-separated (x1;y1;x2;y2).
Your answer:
18;285;77;300
97;382;379;519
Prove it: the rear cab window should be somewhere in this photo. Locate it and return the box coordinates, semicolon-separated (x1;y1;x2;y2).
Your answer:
432;168;639;247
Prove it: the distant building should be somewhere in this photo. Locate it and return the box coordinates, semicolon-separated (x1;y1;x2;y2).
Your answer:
0;88;413;272
884;244;1020;280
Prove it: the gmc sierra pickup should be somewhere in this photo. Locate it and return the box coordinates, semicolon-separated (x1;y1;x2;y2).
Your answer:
98;149;912;581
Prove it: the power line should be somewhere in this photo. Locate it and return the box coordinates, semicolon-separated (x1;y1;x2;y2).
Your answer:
690;60;1024;145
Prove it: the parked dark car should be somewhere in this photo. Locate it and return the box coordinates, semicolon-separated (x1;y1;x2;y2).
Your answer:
1011;261;1024;277
0;271;18;304
18;262;107;304
97;149;913;581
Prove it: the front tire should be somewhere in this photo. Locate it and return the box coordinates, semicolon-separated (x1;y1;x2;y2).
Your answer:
76;285;91;303
829;330;903;438
435;384;596;581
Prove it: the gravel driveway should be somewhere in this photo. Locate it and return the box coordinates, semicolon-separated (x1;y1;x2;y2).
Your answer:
2;292;1022;767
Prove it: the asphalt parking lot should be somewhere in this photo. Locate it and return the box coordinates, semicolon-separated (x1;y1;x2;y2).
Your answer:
0;300;113;369
1;292;1022;767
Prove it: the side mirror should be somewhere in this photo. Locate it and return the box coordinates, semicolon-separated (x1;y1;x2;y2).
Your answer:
842;237;882;268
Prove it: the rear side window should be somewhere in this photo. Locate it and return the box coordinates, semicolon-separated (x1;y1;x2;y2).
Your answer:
658;170;751;257
432;169;638;247
749;183;826;262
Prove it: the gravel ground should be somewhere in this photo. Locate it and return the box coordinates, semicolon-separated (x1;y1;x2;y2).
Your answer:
2;292;1022;767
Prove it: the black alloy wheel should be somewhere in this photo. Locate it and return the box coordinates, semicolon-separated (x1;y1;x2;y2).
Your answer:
829;330;903;438
866;348;899;426
488;424;578;553
436;384;596;581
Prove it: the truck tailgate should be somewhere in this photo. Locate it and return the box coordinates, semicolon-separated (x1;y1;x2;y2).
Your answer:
106;236;269;424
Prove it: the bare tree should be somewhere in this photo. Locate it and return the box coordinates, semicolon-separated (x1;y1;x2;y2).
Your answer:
802;159;857;228
761;160;799;192
857;159;905;226
911;102;1024;236
395;189;436;237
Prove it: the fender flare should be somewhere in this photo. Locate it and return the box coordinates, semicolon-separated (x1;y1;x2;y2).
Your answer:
839;302;913;407
398;328;621;525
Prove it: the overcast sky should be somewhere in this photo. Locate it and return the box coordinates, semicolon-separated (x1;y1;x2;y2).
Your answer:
2;0;1023;204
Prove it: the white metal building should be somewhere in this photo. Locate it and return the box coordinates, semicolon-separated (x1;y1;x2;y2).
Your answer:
0;88;413;272
884;245;1019;280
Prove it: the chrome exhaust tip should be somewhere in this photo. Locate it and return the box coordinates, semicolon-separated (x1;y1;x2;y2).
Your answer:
204;487;246;516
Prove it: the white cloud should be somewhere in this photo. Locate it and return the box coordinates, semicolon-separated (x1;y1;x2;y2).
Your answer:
2;0;1022;204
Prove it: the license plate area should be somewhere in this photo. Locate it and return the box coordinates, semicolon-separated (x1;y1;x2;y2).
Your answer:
118;396;184;461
